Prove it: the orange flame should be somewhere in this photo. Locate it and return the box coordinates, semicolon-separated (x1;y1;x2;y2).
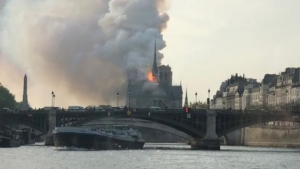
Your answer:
148;72;158;83
148;72;154;82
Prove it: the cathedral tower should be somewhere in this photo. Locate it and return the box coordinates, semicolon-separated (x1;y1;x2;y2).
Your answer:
159;65;172;86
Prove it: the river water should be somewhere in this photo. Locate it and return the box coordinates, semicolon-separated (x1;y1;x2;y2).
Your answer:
1;143;300;169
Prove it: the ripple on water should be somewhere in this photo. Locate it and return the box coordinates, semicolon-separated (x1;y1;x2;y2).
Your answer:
0;143;300;169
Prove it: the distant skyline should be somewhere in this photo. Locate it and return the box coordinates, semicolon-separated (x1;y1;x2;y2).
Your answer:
1;0;300;107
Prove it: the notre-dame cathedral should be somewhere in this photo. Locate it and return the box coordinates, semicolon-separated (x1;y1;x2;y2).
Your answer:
126;42;183;109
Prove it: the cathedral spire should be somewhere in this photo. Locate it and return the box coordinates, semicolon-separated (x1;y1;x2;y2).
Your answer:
184;88;188;107
152;37;159;82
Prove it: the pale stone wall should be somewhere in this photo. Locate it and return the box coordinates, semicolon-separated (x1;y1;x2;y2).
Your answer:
245;127;300;146
215;97;223;109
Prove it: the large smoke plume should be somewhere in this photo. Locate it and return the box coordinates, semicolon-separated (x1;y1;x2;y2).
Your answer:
0;0;170;107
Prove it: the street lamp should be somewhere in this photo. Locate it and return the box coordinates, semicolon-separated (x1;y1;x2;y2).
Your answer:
128;90;131;108
286;89;288;110
195;92;198;108
51;91;55;107
207;89;210;110
273;92;276;109
266;89;269;109
117;92;119;107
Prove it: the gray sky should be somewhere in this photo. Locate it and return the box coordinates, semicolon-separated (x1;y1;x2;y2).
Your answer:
162;0;300;102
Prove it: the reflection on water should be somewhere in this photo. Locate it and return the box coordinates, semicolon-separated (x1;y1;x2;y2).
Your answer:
1;143;300;169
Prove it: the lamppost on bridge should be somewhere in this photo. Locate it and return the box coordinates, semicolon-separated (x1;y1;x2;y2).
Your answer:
195;92;198;108
207;89;210;110
128;89;131;109
117;92;119;107
51;91;55;108
273;92;276;110
266;89;269;109
286;89;288;110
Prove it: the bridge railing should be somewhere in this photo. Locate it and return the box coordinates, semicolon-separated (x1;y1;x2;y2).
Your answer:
61;108;188;114
1;108;210;114
8;108;297;115
213;109;293;115
0;109;50;114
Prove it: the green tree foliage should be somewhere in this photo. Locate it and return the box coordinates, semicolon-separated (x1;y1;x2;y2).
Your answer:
0;83;17;109
189;101;208;109
15;101;23;109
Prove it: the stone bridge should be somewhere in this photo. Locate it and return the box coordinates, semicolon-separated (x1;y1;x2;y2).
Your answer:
0;108;299;150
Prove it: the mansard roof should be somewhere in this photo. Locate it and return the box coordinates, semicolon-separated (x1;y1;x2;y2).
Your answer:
269;78;277;87
216;91;222;97
262;74;277;85
237;83;244;95
225;81;245;96
292;68;300;83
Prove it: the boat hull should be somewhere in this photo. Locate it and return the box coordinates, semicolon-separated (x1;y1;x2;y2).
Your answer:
0;137;21;148
0;137;11;147
53;132;145;150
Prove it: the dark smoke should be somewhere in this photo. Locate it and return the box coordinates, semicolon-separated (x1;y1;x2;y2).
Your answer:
0;0;170;107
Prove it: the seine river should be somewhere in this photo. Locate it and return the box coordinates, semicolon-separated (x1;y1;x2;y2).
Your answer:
1;143;300;169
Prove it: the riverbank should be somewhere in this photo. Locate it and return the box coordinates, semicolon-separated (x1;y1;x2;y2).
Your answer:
244;141;300;148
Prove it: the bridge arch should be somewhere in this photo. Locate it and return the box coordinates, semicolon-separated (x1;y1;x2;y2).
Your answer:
81;118;193;140
220;135;229;145
0;118;47;134
67;113;206;138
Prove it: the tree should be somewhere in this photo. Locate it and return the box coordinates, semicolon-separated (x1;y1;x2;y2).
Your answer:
15;101;23;109
0;83;17;109
189;101;208;109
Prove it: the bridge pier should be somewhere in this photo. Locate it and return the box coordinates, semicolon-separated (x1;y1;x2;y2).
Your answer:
45;110;56;146
191;110;220;150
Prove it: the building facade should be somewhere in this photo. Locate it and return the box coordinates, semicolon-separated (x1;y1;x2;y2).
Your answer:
211;68;300;111
210;68;300;145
